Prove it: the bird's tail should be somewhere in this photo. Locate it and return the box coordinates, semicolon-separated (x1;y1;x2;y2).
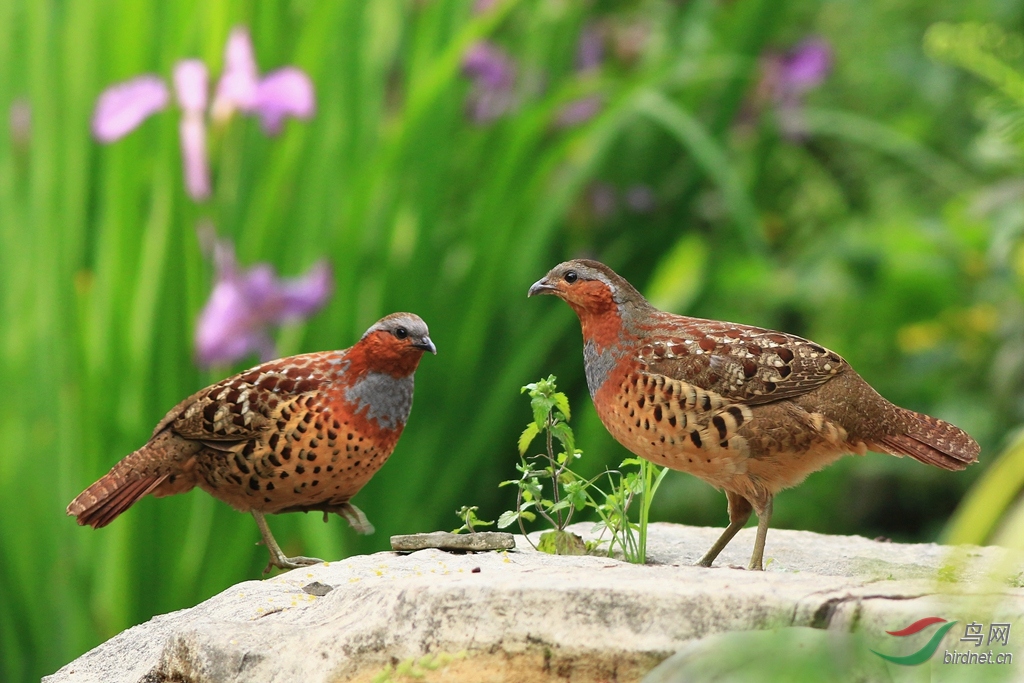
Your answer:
66;429;199;528
66;466;168;529
874;408;980;471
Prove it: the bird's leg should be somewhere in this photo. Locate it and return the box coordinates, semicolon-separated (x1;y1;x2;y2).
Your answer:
696;491;752;568
251;511;323;574
338;503;375;535
747;497;773;571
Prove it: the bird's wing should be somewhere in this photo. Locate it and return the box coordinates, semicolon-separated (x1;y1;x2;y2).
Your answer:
637;318;848;406
159;355;335;443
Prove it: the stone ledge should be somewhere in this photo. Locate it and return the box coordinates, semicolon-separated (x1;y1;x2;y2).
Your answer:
45;523;1024;683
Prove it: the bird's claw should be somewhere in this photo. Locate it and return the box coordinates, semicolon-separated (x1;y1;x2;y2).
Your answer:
262;555;324;575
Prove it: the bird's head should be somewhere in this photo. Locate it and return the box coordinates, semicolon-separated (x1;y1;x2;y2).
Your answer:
528;259;650;317
358;312;436;375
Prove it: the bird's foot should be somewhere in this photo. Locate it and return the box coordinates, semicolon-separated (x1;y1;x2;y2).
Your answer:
339;503;375;535
262;554;324;575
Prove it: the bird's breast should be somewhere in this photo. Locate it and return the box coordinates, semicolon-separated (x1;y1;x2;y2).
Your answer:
342;372;414;432
583;339;622;398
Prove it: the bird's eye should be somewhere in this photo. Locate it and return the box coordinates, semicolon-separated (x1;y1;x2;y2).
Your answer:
394;327;408;339
564;270;578;284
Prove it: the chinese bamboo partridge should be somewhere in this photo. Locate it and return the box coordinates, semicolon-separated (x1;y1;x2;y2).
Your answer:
67;313;436;572
529;260;979;570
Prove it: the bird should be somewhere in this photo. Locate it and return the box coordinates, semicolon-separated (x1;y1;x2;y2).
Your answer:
67;312;436;572
528;259;979;570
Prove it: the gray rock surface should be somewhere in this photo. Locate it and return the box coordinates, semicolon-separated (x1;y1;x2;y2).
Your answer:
390;530;516;551
45;522;1024;683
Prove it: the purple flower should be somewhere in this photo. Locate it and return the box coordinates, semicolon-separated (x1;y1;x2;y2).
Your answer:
211;28;316;133
778;39;832;95
252;68;316;134
90;25;316;201
472;0;499;13
575;24;604;72
212;27;260;117
582;182;655;219
174;60;211;200
624;185;656;213
555;24;605;128
195;239;333;367
9;98;31;149
461;41;517;123
588;182;617;220
760;38;833;140
91;76;169;143
555;95;603;128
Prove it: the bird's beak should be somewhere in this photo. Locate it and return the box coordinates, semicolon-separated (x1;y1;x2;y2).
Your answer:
413;336;437;355
528;277;557;297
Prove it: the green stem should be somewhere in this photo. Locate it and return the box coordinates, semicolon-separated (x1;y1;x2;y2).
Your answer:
637;461;669;564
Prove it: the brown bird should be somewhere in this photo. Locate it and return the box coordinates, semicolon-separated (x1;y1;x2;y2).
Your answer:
68;313;436;572
529;260;979;570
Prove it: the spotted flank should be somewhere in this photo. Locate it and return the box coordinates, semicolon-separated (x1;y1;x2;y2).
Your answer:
604;370;754;461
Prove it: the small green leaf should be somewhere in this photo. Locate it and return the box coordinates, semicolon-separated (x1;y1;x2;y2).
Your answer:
531;397;551;430
518;423;540;455
549;500;571;513
537;531;558;554
497;511;519;529
538;530;588;555
550;422;575;455
552;392;571;421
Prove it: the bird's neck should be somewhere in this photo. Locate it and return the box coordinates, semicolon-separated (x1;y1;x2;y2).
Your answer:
346;334;422;380
570;294;631;399
573;305;623;352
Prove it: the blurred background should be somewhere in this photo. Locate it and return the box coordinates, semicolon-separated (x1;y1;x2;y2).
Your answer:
4;0;1024;680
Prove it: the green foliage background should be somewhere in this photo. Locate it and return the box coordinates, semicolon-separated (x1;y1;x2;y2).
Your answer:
3;0;1024;680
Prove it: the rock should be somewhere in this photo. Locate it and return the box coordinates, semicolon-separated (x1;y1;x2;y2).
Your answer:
389;530;515;552
45;523;1024;683
300;582;333;597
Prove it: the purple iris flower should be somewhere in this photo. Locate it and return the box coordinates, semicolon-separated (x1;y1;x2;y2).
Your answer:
761;38;833;139
90;26;316;200
472;0;499;13
555;95;603;128
588;182;617;220
575;24;604;72
461;41;518;123
251;67;316;134
211;28;315;133
9;98;31;149
195;239;333;368
778;39;832;95
92;76;169;143
584;182;656;220
624;185;656;213
556;24;605;128
174;60;211;200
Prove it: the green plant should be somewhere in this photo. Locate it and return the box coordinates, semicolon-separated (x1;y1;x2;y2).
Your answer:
452;506;494;534
497;375;665;563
